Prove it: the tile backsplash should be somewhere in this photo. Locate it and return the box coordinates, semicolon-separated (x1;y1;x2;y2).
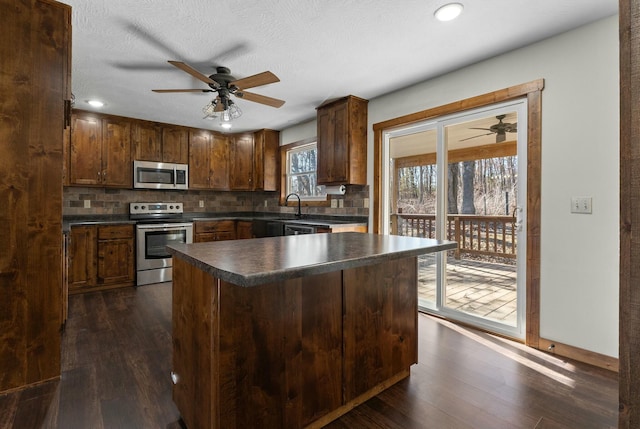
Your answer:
63;186;370;217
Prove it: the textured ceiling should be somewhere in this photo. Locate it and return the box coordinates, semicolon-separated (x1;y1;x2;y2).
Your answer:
64;0;618;133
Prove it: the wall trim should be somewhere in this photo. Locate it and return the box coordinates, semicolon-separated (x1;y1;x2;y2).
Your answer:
538;337;618;373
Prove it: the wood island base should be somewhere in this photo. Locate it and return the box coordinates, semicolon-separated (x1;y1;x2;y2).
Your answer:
171;256;419;429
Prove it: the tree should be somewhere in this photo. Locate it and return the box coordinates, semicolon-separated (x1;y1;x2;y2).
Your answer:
461;161;476;214
448;163;459;214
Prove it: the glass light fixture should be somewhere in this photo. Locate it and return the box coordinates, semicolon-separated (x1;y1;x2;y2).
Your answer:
202;99;218;119
87;99;104;107
218;99;242;129
434;3;463;21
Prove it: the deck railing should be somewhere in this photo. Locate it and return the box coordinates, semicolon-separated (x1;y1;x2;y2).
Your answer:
391;213;517;259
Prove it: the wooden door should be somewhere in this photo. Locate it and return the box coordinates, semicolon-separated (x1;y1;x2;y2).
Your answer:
188;130;212;189
230;134;253;190
254;129;279;191
162;126;189;164
97;238;134;285
68;226;97;292
102;117;131;187
132;121;162;161
236;221;253;239
210;133;230;190
70;113;102;185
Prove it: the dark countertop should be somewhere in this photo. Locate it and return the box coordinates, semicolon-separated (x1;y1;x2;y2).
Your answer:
167;232;457;287
63;212;367;232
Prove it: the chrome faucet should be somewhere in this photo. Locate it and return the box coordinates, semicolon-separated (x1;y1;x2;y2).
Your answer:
285;193;302;218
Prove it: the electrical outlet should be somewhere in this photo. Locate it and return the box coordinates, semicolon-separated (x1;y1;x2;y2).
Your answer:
338;199;344;208
570;196;592;214
363;198;369;208
84;199;91;208
264;200;268;207
331;199;338;208
199;200;204;208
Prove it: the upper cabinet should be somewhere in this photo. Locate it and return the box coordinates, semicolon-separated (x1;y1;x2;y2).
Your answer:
189;130;230;190
253;129;280;192
316;95;368;185
69;111;132;188
132;121;189;164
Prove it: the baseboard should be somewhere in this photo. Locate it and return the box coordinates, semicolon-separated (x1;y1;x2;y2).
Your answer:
538;337;618;372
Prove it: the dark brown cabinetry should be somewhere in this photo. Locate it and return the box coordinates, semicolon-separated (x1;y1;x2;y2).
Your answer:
253;129;280;191
230;133;254;190
316;95;368;185
132;121;189;164
194;220;237;242
236;221;253;239
189;130;230;190
1;0;71;393
68;224;135;294
69;111;132;187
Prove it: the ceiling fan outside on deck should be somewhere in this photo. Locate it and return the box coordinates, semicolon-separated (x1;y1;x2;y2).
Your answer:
152;61;285;128
461;115;517;143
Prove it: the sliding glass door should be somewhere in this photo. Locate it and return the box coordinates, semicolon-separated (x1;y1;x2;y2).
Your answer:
382;100;527;339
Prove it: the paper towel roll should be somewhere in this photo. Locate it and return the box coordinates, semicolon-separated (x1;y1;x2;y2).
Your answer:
325;185;346;195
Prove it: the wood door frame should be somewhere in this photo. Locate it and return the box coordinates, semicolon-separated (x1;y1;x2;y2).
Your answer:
619;0;638;426
372;79;543;347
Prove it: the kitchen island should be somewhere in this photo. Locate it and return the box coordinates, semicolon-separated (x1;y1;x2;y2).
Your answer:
167;232;456;429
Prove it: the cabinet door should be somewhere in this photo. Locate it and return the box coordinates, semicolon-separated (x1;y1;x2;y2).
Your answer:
189;130;212;189
236;221;253;239
162;126;189;164
132;121;162;161
97;238;135;285
316;108;334;184
254;129;279;191
210;134;230;190
68;226;97;292
329;101;349;183
229;134;254;190
102;117;132;187
70;114;103;185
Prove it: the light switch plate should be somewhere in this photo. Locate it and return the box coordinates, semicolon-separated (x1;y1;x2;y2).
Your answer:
199;200;204;208
331;199;338;208
570;196;592;214
84;199;91;208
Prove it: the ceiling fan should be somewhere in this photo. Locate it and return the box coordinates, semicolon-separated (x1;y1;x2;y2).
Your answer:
461;115;517;143
152;61;285;127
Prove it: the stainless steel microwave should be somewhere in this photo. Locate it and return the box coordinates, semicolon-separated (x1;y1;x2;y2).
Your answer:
133;160;188;190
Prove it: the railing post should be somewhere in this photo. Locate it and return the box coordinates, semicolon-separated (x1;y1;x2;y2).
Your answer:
454;216;461;260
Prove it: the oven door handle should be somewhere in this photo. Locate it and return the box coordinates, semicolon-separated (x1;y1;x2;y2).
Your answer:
136;223;193;230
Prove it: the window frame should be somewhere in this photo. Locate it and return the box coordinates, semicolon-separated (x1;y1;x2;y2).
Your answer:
279;138;330;207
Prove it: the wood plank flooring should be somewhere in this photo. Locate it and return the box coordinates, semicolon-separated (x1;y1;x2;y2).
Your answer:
0;283;618;428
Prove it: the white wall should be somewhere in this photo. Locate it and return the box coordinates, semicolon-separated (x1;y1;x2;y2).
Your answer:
280;16;620;358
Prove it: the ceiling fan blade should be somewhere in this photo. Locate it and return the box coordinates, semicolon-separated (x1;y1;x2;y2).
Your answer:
168;61;218;86
231;71;279;90
235;91;285;108
152;89;214;93
469;127;493;131
460;132;494;142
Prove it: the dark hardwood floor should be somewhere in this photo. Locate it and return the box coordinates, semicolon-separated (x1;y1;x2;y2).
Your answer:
0;283;618;428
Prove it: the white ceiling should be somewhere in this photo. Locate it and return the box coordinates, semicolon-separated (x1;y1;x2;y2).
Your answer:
64;0;618;134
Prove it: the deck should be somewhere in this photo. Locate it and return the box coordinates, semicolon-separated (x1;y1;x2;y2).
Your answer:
417;255;518;326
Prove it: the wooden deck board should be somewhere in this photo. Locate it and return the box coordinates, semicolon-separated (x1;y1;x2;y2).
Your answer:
417;257;518;326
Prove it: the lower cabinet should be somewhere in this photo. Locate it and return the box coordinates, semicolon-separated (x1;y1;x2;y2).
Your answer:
236;220;253;239
194;220;237;243
68;224;135;294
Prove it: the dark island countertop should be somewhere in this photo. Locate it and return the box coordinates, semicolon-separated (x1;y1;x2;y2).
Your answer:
167;232;457;287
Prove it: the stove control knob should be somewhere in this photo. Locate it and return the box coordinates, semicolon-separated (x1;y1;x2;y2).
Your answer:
141;205;146;210
133;205;139;210
169;205;174;209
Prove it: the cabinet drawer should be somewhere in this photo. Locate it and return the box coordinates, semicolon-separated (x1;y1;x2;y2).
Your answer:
98;224;134;240
194;220;235;234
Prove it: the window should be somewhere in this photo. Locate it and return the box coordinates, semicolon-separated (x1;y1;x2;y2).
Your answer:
284;142;327;200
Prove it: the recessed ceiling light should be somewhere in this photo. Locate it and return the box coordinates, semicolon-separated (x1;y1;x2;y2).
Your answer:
434;3;463;22
86;99;104;108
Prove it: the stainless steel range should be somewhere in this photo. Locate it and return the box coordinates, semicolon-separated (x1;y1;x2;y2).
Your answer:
130;202;193;286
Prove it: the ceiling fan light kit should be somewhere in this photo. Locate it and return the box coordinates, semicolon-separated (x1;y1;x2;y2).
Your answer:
434;3;464;22
154;61;285;129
